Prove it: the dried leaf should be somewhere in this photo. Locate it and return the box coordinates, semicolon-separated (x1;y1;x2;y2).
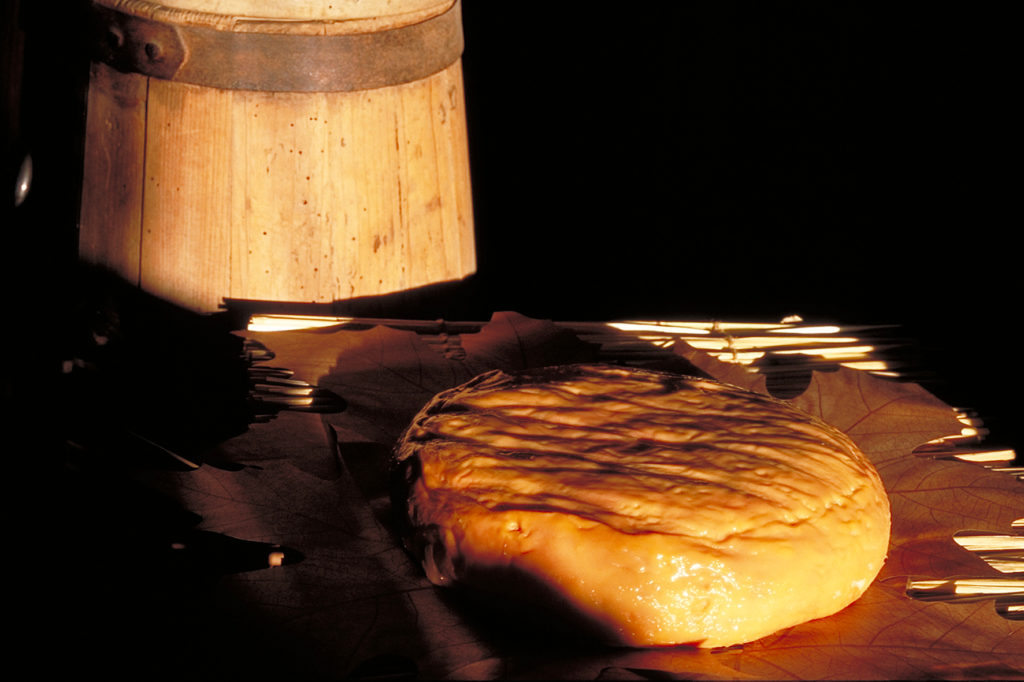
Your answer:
674;341;1023;679
133;315;1020;680
243;311;597;445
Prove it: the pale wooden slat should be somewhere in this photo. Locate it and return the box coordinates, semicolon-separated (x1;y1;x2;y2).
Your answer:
79;62;147;282
230;89;333;304
399;72;444;287
432;60;476;278
139;78;234;312
115;0;454;23
320;93;360;301
353;86;406;298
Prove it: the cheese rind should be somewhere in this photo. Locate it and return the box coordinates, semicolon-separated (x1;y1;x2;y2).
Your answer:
393;364;891;647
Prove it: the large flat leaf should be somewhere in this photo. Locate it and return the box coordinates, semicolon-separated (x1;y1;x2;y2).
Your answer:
125;312;1021;680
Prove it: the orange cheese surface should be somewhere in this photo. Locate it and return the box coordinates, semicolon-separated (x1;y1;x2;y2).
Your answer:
393;364;891;648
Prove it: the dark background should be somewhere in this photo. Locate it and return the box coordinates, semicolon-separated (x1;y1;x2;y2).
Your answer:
4;3;1020;448
463;4;1009;319
458;4;1019;451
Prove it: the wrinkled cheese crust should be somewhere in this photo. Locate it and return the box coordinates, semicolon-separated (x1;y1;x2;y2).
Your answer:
393;364;891;648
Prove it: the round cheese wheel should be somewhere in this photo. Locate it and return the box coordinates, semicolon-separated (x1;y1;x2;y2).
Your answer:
392;363;891;648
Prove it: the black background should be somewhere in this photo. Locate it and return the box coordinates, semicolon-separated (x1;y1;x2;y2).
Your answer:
459;4;1016;322
456;4;1019;449
4;3;1020;449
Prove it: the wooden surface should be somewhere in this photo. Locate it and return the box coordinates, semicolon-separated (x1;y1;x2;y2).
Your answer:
33;306;1022;680
78;62;147;283
98;0;454;25
79;1;474;313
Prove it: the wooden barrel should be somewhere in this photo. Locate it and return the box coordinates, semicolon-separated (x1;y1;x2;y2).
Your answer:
79;0;475;313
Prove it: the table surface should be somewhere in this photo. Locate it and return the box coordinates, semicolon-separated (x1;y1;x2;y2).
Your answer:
23;303;1022;680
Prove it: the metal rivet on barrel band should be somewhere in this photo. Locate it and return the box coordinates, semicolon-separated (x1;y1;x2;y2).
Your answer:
144;41;163;63
88;1;465;92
